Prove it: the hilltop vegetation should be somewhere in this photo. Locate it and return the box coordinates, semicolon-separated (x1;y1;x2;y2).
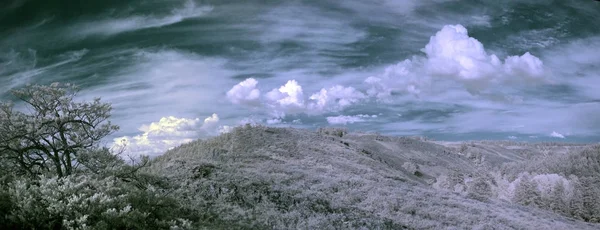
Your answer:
146;125;599;229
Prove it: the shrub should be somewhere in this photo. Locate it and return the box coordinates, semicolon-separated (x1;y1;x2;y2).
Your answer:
317;127;348;137
402;162;420;176
4;174;191;230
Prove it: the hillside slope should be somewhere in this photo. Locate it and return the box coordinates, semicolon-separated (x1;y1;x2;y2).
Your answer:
148;125;599;229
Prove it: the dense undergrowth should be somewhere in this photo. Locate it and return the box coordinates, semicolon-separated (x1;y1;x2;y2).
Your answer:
438;142;600;223
0;149;194;230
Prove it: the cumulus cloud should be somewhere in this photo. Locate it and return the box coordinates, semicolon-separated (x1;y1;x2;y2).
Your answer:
113;113;222;157
308;85;366;113
504;52;545;79
226;78;261;106
423;24;502;81
226;25;550;124
365;59;424;98
422;24;545;81
367;24;547;99
201;113;220;130
225;80;370;118
266;80;305;108
264;80;306;117
423;24;547;84
218;125;234;134
550;131;565;139
227;78;369;118
266;118;282;124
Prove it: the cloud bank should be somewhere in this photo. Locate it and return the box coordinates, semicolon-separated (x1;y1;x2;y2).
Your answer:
370;24;546;96
226;24;548;120
326;114;377;125
113;113;225;157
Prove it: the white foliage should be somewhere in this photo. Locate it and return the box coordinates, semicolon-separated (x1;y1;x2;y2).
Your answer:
5;175;191;229
531;174;572;197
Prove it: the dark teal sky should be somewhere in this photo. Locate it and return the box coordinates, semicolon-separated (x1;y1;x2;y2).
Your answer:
1;0;599;155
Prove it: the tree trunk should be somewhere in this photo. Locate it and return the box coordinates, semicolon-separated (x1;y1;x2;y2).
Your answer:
52;153;63;178
65;151;72;176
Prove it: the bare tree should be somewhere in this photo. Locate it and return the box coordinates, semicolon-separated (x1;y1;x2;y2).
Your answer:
0;83;118;177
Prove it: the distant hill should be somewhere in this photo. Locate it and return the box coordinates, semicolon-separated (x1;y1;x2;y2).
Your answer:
147;125;600;229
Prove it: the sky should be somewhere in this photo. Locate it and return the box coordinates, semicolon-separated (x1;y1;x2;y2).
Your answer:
1;0;599;156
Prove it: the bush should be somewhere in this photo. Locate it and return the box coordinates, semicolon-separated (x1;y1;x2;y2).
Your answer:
4;174;191;230
317;127;348;137
402;162;420;176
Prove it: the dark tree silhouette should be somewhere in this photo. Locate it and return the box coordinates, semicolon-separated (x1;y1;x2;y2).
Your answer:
0;83;118;177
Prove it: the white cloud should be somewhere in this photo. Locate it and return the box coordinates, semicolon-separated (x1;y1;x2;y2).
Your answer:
550;131;565;139
265;80;305;117
226;78;261;106
79;49;235;139
423;24;502;81
266;118;282;124
356;114;378;118
223;25;559;134
504;52;544;79
368;24;547;98
201;113;220;130
226;78;369;118
308;85;366;113
423;24;547;83
365;59;424;98
218;125;234;134
113;114;222;157
326;115;375;125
